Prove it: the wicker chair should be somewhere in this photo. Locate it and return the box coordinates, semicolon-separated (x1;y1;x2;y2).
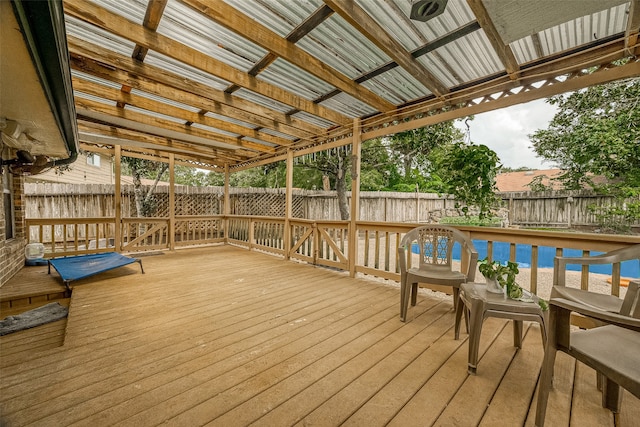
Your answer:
535;280;640;426
398;225;478;322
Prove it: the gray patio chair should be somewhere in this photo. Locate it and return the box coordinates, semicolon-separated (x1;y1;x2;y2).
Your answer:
535;280;640;426
552;244;640;327
398;225;478;322
553;244;640;288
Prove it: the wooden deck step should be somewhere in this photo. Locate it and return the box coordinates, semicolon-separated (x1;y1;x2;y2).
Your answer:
0;264;68;310
0;299;69;368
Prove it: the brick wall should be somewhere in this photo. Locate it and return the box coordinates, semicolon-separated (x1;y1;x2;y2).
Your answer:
1;173;26;286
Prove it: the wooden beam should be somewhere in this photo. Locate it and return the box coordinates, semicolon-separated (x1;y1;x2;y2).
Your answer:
74;97;274;154
81;141;229;170
362;60;640;140
466;0;520;79
77;121;247;163
180;0;395;112
63;0;351;125
626;0;640;56
324;0;448;97
225;5;334;93
132;0;168;61
72;77;290;149
68;37;324;138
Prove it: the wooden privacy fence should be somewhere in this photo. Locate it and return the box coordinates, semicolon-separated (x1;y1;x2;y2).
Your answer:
24;183;639;230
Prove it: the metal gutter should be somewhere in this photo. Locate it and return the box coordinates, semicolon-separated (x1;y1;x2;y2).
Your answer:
11;0;79;166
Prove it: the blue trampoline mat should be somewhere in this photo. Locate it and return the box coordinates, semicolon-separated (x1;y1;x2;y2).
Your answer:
48;252;143;287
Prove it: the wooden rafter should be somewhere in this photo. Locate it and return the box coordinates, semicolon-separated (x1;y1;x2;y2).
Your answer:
63;0;351;125
180;0;395;112
72;77;290;149
466;0;520;79
67;37;323;138
74;97;271;154
225;5;335;94
132;0;168;61
78;121;246;163
323;0;448;97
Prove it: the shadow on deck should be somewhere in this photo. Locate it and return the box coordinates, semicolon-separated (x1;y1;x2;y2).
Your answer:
1;246;638;426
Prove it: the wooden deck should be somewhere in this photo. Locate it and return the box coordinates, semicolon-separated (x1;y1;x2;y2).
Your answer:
1;246;638;426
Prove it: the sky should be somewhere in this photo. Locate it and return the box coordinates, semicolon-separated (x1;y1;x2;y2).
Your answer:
453;98;559;170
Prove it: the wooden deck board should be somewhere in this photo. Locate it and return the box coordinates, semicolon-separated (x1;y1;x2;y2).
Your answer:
1;246;638;426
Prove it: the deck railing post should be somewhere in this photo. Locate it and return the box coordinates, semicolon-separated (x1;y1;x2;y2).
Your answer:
224;163;230;244
348;118;361;277
168;153;175;251
284;149;293;260
114;145;122;252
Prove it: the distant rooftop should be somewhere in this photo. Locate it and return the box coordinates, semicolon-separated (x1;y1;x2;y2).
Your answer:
496;169;565;192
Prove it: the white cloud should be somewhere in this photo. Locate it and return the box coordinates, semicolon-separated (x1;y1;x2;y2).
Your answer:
454;98;558;170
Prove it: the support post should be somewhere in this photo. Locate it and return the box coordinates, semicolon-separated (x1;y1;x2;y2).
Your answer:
168;153;175;251
224;163;230;244
349;118;362;277
114;145;122;252
284;149;294;260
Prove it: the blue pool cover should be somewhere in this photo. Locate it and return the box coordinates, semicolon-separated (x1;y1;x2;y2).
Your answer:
48;252;144;289
414;241;639;278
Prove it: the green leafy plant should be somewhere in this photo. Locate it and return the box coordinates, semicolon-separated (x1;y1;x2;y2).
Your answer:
478;258;548;310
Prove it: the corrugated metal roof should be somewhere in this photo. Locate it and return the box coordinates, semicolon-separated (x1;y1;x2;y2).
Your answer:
61;0;637;168
65;16;136;56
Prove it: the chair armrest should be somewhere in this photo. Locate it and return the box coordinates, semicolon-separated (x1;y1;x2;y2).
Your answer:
398;245;408;274
550;298;640;332
553;244;640;287
463;243;478;282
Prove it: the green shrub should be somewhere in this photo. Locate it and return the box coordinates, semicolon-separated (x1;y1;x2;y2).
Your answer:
439;216;501;227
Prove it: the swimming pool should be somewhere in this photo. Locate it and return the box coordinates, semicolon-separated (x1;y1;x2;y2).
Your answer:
415;241;640;278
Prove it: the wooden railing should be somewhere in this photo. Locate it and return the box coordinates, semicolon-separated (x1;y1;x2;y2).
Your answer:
26;217;117;257
25;216;639;299
174;215;224;248
354;222;639;298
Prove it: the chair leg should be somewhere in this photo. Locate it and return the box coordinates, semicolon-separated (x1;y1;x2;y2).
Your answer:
602;377;623;413
411;282;418;306
400;277;409;322
452;287;460;312
454;294;464;340
467;298;484;375
535;309;559;427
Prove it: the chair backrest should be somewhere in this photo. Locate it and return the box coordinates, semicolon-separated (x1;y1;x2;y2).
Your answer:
553;244;640;287
399;225;477;279
621;280;640;318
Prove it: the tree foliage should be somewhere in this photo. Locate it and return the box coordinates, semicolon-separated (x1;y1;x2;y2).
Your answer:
530;78;640;231
429;142;502;218
386;121;464;180
530;78;640;189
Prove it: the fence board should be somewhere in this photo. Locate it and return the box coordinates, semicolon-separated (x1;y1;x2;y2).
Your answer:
24;184;639;230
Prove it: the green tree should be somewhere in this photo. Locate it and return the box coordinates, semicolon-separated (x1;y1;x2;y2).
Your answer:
530;78;640;189
121;157;168;217
530;78;640;231
386;121;464;185
429;142;502;218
